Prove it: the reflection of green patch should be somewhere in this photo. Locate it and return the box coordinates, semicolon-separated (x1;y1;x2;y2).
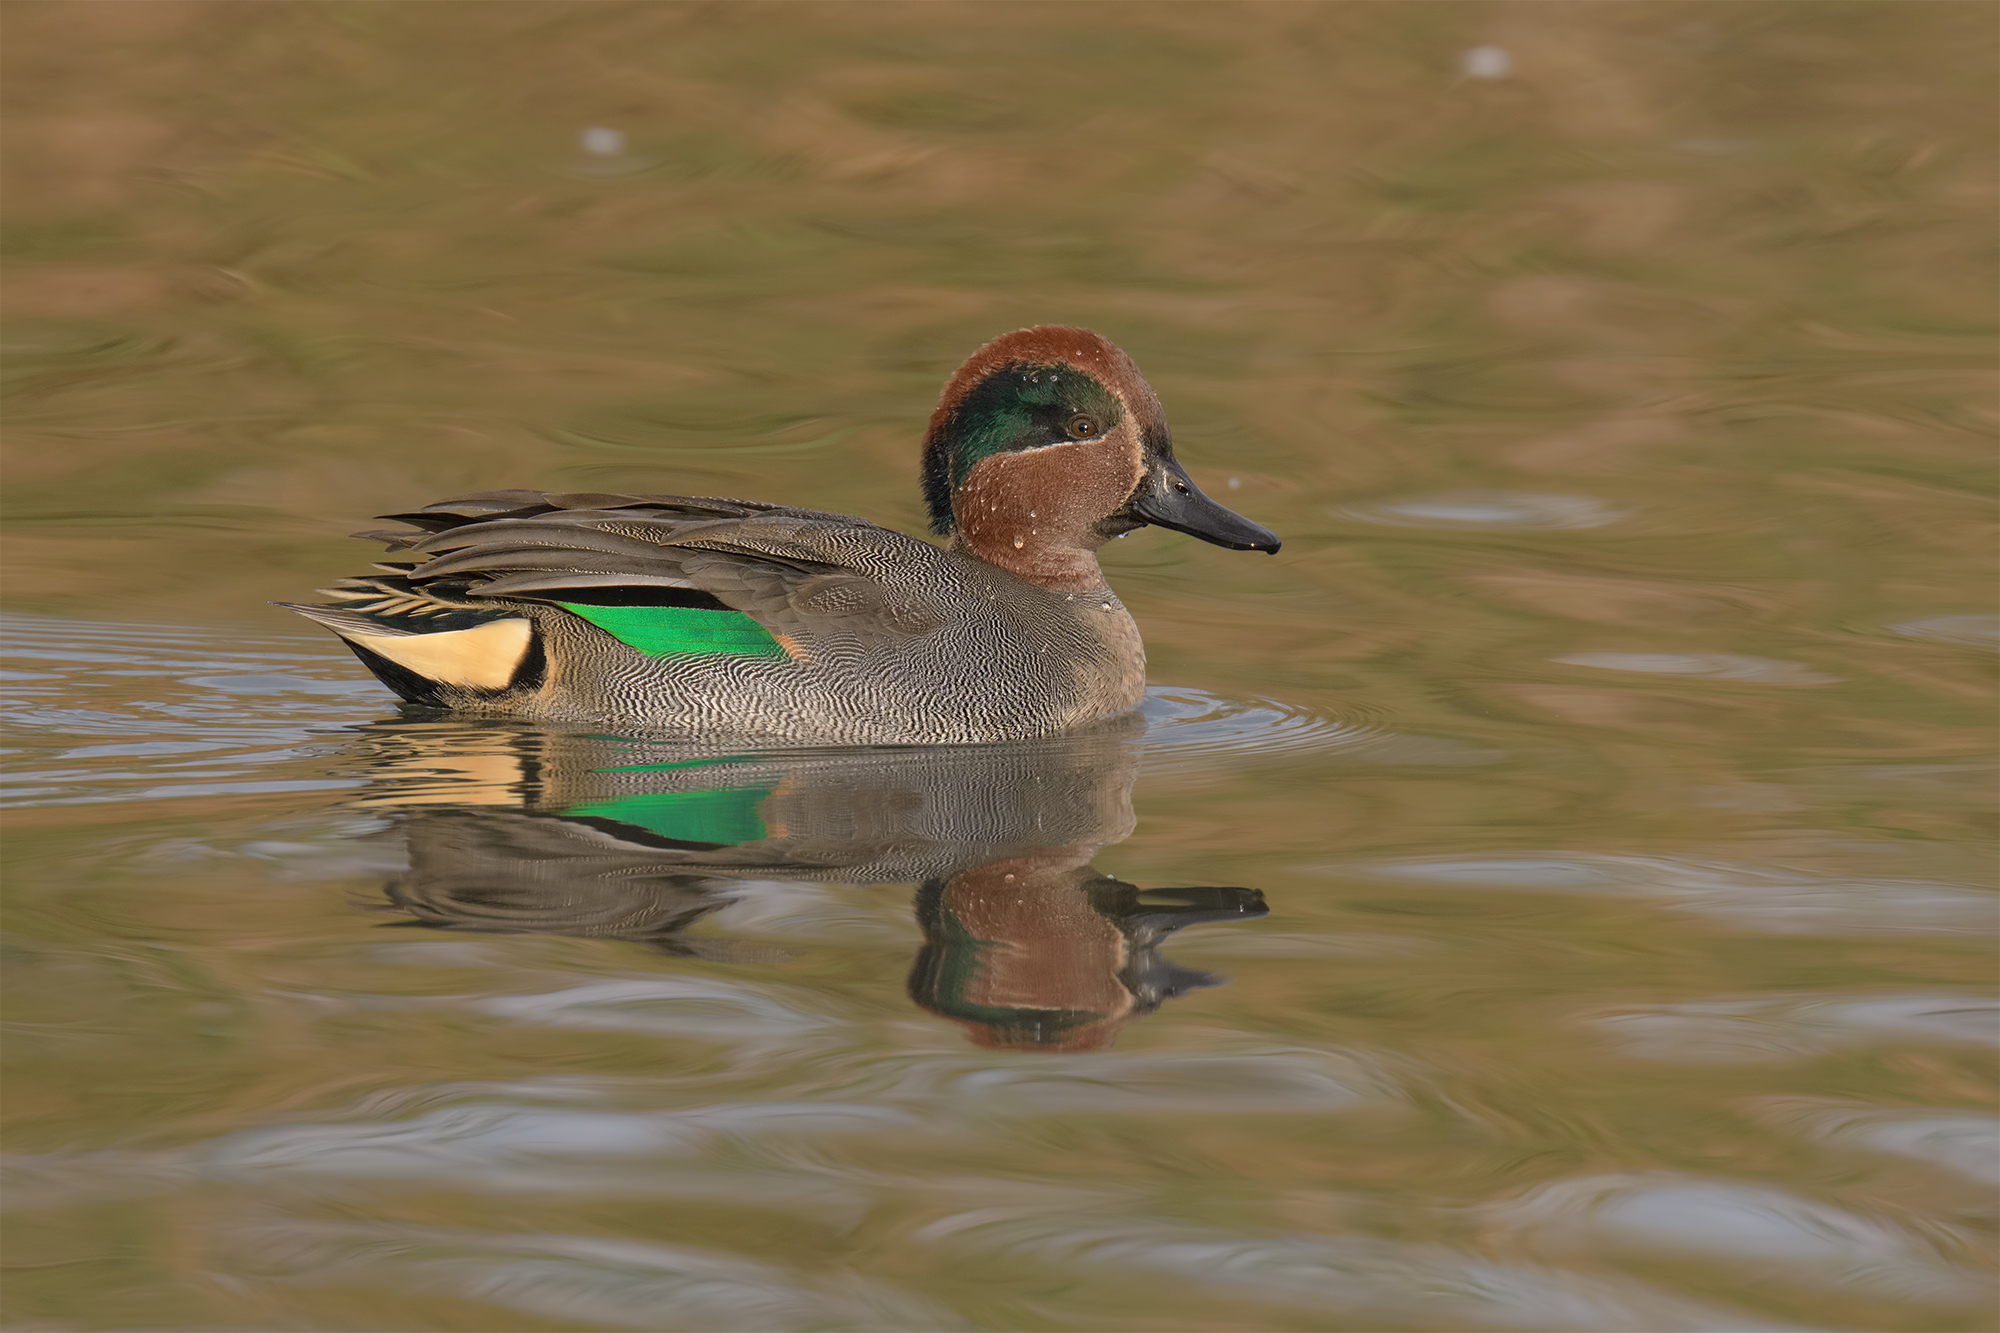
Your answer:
560;604;786;659
572;753;773;845
564;783;774;846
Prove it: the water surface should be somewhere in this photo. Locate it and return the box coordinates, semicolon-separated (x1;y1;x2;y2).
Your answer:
3;4;1994;1330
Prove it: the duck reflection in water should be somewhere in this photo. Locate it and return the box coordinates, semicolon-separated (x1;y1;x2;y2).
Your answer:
360;719;1267;1051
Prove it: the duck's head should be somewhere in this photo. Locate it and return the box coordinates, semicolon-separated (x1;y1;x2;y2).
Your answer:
921;326;1280;591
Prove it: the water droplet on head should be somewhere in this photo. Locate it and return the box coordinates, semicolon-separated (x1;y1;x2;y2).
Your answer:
1012;536;1025;549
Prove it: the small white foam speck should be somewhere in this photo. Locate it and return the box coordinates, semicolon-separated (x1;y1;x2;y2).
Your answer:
580;126;626;156
1462;46;1511;79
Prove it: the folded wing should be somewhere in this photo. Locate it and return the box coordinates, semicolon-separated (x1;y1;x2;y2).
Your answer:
280;490;952;702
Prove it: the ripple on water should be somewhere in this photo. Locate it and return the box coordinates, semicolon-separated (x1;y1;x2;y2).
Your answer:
1330;852;1994;935
1595;993;2000;1064
205;1099;923;1181
1483;1174;1988;1306
1;614;385;807
0;614;1503;810
1551;652;1841;686
1138;687;1504;772
1336;490;1628;531
906;1211;1778;1332
1889;613;2000;647
1752;1099;2000;1188
219;1217;960;1332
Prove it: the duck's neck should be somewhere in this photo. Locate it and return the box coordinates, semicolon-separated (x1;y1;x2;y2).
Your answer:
953;530;1107;593
948;443;1133;593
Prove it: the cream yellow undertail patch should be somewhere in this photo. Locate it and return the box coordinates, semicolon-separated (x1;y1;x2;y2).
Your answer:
347;618;533;690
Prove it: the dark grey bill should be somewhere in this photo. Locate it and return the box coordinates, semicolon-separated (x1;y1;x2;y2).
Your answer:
1126;456;1281;553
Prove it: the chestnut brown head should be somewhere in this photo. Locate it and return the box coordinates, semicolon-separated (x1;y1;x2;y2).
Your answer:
920;326;1278;589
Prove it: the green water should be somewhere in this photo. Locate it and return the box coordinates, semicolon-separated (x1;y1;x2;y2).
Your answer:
3;4;1994;1329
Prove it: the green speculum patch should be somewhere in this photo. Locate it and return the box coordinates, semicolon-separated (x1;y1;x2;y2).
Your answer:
559;603;788;659
923;363;1123;534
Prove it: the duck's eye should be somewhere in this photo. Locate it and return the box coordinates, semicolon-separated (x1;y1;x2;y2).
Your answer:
1064;414;1100;440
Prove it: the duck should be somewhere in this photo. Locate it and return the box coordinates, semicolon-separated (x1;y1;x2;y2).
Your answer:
281;325;1280;744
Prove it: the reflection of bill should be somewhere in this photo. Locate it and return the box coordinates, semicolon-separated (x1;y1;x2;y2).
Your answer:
359;722;1266;1049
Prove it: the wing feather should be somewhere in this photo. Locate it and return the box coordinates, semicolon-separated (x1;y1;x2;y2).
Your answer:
312;490;956;649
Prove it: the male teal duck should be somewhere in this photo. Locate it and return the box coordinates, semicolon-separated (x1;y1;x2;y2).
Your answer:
282;326;1279;744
